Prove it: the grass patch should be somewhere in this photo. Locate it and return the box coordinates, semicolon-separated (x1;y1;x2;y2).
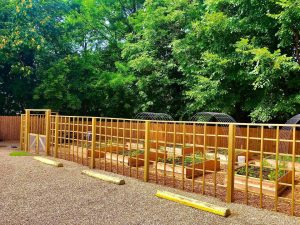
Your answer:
9;151;32;156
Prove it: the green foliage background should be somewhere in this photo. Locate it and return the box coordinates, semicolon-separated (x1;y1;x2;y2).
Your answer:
0;0;299;122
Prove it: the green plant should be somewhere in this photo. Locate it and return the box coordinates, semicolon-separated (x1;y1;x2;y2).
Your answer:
122;149;144;157
262;159;271;167
267;169;285;181
184;153;204;166
281;155;300;163
236;163;287;181
217;149;228;156
236;165;259;178
236;166;247;176
158;152;204;166
267;155;300;163
157;156;177;164
248;167;254;177
267;159;286;181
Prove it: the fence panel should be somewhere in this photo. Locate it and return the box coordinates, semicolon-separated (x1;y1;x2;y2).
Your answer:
0;116;21;141
42;115;300;216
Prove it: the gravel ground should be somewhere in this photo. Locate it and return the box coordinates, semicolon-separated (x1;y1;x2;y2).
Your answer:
0;143;299;225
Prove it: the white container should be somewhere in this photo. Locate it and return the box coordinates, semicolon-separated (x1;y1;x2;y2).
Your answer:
237;156;246;165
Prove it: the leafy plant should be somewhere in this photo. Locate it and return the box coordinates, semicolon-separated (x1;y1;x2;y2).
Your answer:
267;169;285;181
158;152;204;166
274;155;300;163
122;149;144;157
262;159;271;167
1;0;299;121
236;161;287;181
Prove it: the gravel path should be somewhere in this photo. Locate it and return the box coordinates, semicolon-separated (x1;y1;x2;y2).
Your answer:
0;143;299;225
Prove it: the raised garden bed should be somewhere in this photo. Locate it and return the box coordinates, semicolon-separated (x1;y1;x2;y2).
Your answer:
59;145;88;158
126;142;144;150
156;144;205;158
105;149;167;167
105;149;144;167
126;142;198;156
165;145;199;157
206;148;255;164
93;146;124;158
255;156;300;172
225;162;293;196
154;153;220;179
61;144;123;158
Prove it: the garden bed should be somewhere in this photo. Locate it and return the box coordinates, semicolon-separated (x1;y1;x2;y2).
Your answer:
94;146;125;158
126;142;144;150
60;144;123;158
164;145;203;157
225;164;293;196
105;149;144;167
154;154;220;179
255;156;300;173
127;142;201;157
206;149;255;164
105;149;166;167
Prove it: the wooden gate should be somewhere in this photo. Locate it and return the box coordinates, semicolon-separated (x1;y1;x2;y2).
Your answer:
29;133;47;154
20;109;51;155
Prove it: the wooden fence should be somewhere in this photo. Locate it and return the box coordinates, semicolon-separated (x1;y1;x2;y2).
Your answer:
19;112;300;216
0;116;21;141
45;119;300;154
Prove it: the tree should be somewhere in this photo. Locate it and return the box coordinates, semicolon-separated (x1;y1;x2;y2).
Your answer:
0;0;299;122
172;0;300;122
122;0;199;118
34;0;144;117
0;0;72;114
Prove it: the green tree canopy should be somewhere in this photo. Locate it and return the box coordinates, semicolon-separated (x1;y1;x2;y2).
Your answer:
0;0;299;122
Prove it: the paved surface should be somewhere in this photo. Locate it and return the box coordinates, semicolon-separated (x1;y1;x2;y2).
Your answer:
0;143;299;225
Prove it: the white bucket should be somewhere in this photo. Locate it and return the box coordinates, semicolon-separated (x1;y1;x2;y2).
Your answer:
237;156;246;165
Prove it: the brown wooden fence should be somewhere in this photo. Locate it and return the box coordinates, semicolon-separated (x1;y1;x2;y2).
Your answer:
19;112;300;216
0;116;21;141
48;120;300;155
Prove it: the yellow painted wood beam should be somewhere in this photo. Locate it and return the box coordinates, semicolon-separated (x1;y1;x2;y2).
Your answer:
34;156;63;167
81;170;125;185
155;190;230;217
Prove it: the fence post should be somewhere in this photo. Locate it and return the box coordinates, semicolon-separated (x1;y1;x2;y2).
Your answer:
54;115;59;158
226;124;236;203
144;121;150;182
45;109;51;156
90;117;96;169
20;115;24;150
24;109;30;152
36;134;40;154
